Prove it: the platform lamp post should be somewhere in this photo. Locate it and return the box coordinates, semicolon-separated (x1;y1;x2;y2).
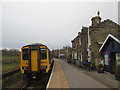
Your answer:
65;45;69;62
67;46;68;59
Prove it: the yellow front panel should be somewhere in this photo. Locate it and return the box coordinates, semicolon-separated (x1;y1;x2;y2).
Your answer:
31;50;38;71
20;51;29;73
40;49;50;73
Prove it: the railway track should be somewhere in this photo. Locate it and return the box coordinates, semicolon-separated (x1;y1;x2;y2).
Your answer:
22;72;51;90
22;60;54;90
2;69;20;79
22;76;48;90
2;69;21;89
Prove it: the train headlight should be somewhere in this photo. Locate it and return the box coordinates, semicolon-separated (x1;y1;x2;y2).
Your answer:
22;66;29;69
33;76;36;79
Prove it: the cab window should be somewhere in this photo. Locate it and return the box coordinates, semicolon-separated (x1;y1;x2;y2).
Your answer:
22;49;28;60
41;49;47;60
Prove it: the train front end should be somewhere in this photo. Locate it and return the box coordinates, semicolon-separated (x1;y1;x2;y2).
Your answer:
20;43;50;79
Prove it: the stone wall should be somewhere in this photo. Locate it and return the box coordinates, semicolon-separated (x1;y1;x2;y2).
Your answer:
89;19;120;67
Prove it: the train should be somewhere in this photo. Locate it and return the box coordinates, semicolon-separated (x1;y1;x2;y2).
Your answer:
20;43;53;79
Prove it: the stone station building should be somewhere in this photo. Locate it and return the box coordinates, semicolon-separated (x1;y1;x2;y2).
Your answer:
71;11;120;71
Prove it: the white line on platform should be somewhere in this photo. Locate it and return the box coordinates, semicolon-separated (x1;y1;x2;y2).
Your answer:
46;60;55;89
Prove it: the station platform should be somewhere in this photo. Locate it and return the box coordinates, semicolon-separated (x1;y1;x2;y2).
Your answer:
47;59;69;88
47;59;109;89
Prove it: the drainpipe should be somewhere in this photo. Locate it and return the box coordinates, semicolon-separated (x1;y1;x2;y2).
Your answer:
88;27;91;62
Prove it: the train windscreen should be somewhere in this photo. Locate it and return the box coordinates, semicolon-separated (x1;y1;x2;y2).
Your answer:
41;48;47;60
22;49;28;60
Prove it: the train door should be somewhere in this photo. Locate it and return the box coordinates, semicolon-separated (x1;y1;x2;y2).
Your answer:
31;50;38;71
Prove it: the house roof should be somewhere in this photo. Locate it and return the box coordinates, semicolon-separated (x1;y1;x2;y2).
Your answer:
99;34;120;52
71;35;79;43
90;19;120;28
100;19;120;26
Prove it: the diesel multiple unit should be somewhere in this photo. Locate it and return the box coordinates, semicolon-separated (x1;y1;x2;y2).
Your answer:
20;43;52;78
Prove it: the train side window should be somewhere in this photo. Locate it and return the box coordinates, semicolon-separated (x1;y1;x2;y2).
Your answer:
41;49;47;60
22;49;28;60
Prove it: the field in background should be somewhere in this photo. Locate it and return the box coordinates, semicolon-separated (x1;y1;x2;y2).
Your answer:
3;63;19;74
0;63;1;74
2;56;20;74
1;49;20;74
0;52;1;74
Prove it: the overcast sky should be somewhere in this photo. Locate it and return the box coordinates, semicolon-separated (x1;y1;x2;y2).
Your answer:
1;0;119;50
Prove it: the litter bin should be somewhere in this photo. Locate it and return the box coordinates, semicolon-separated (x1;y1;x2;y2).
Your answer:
97;64;104;73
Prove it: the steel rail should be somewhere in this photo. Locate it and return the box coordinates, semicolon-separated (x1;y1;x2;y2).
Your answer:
2;69;20;79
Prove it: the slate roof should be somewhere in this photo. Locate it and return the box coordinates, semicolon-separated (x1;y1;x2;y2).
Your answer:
99;34;120;52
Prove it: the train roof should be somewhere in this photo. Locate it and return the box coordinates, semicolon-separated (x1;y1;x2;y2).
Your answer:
22;43;47;48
